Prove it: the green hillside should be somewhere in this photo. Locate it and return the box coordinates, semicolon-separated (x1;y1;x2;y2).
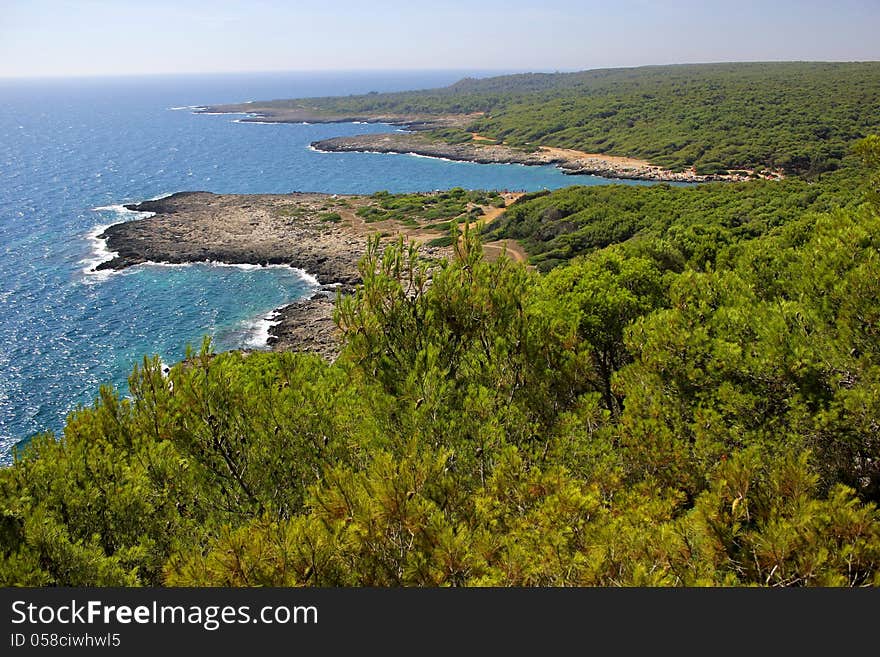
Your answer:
271;62;880;174
3;138;880;587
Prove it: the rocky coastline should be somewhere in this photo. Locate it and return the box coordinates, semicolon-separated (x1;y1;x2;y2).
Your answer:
195;104;471;131
266;292;339;360
97;192;364;286
93;190;471;358
311;133;753;183
198;103;779;183
96;191;371;356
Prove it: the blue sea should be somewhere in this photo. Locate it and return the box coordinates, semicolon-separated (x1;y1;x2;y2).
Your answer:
0;70;661;462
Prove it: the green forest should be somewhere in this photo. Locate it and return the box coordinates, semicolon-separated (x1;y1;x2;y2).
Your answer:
273;62;880;174
487;163;863;270
3;136;880;587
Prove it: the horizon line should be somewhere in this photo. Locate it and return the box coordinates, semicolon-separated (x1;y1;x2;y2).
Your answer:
2;59;878;83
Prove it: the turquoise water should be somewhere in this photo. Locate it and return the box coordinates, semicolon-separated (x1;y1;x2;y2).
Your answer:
0;71;661;461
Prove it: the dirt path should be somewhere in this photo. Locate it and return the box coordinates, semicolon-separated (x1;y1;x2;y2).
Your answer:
482;239;529;263
331;191;530;266
467;192;530;265
473;192;522;226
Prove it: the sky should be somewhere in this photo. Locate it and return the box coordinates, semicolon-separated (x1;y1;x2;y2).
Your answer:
0;0;878;78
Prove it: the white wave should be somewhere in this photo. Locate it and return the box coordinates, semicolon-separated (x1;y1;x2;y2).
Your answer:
169;105;203;111
204;262;318;276
79;223;118;283
237;267;321;349
241;277;320;350
136;260;321;285
231;118;279;125
244;309;282;349
92;203;141;215
208;261;262;270
136;260;284;271
139;261;194;269
308;144;328;153
82;202;159;282
290;267;320;286
92;189;171;211
194;111;231;116
404;152;459;164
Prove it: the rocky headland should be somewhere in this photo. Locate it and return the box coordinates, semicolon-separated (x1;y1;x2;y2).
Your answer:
97;192;374;356
97;192;364;287
94;191;470;357
196;103;474;131
198;103;770;182
311;133;755;183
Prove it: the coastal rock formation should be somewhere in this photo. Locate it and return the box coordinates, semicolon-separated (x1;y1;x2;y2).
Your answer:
196;104;475;131
266;291;339;359
97;192;364;287
313;133;558;166
311;133;752;183
93;190;471;358
96;191;372;357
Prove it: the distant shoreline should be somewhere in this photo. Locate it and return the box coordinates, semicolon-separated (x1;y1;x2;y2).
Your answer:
197;104;774;183
309;133;758;183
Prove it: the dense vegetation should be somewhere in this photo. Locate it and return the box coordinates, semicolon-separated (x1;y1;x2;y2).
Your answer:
2;139;880;587
487;163;863;270
356;188;503;226
278;63;880;174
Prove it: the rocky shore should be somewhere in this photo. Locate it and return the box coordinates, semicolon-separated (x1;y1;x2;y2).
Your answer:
98;192;364;286
196;104;472;131
93;190;465;358
312;133;753;183
199;104;768;182
96;191;374;356
266;292;339;359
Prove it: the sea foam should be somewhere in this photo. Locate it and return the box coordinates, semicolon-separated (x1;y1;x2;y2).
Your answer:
80;223;118;282
244;309;283;349
239;268;320;349
83;202;160;281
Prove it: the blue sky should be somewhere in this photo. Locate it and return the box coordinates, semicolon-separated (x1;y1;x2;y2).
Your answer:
1;0;878;78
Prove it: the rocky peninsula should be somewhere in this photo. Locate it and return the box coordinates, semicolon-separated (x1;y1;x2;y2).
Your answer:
311;133;756;183
96;191;370;358
97;192;365;286
199;103;770;183
94;190;513;357
196;103;473;131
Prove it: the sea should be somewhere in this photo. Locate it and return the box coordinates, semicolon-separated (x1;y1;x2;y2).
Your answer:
0;70;661;462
